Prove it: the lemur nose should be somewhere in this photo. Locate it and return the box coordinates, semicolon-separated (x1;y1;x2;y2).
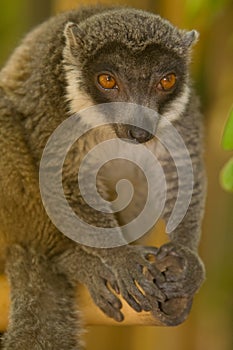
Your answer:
128;126;153;143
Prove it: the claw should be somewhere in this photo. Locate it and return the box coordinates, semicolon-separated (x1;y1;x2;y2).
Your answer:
115;311;124;322
112;298;123;310
112;282;120;295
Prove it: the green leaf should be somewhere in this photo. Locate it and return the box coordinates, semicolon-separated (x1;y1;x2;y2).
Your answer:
220;158;233;192
222;107;233;150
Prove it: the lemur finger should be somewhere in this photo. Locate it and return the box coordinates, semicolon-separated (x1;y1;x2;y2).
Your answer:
121;289;142;312
144;262;166;284
102;284;123;310
157;281;187;299
88;285;123;321
120;277;152;312
129;285;152;312
108;281;120;294
97;298;124;322
94;278;122;309
137;279;165;301
132;266;165;300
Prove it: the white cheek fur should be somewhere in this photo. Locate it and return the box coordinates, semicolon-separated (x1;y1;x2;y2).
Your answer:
159;84;190;127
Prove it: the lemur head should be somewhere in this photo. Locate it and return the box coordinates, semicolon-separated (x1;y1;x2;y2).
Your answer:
63;8;198;143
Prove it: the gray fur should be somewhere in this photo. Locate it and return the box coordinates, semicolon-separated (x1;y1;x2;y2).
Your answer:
64;9;197;60
0;5;206;349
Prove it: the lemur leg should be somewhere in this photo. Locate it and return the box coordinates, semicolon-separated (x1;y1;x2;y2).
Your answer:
3;245;83;350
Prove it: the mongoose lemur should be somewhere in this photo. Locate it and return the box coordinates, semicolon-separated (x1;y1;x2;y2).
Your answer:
0;5;206;349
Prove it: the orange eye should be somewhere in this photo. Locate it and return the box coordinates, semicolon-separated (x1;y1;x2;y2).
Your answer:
157;73;176;91
97;74;118;90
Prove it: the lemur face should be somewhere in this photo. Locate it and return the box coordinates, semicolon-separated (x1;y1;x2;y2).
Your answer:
63;10;197;143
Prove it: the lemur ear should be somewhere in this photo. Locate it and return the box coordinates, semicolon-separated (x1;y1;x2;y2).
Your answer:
64;22;85;51
183;30;199;48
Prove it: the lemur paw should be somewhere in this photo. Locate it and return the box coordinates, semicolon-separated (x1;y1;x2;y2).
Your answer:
81;260;124;322
55;247;125;322
154;242;205;300
103;245;166;313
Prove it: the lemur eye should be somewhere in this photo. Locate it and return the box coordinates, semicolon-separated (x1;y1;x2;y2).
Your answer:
157;73;176;91
97;74;118;90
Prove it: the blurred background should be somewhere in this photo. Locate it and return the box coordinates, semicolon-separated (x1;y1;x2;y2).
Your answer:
0;0;233;349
